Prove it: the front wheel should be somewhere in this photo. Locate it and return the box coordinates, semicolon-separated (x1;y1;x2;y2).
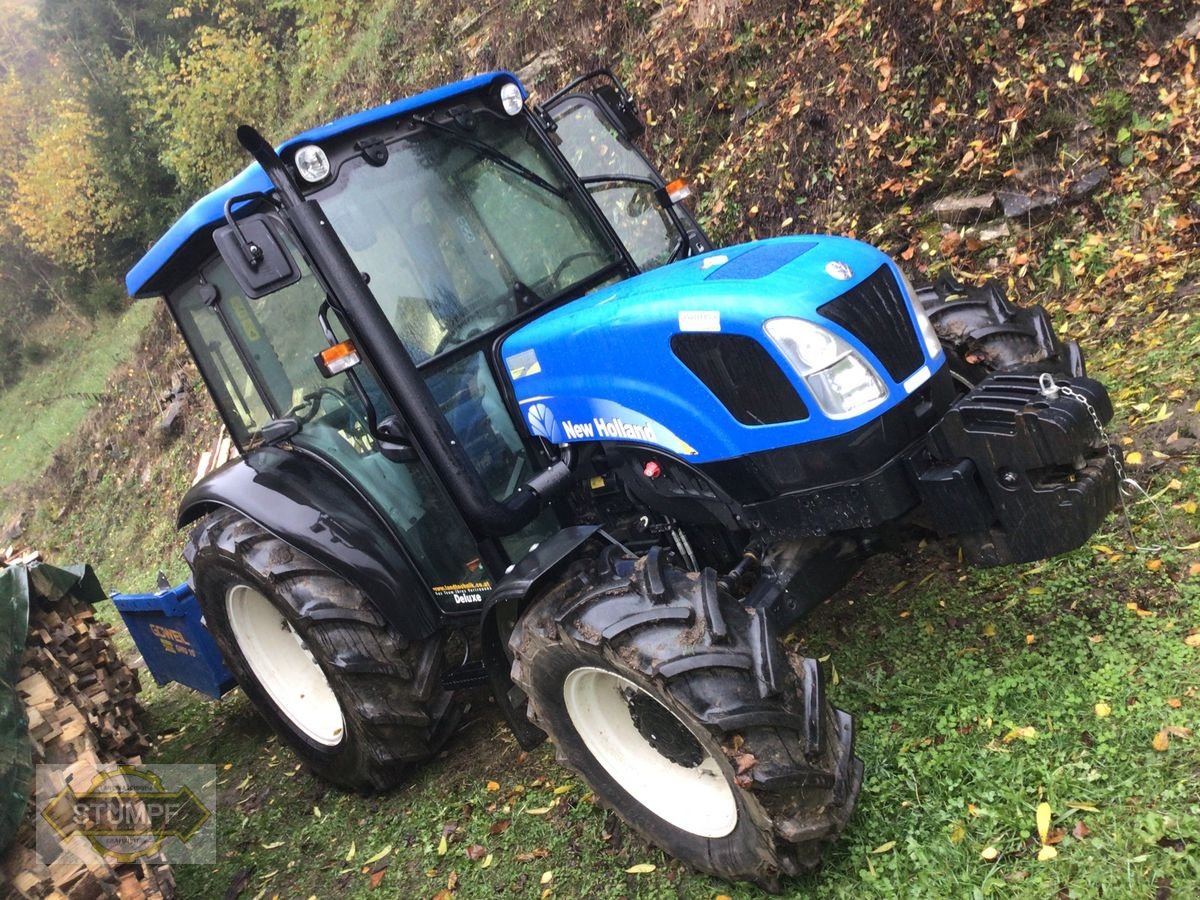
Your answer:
510;548;862;888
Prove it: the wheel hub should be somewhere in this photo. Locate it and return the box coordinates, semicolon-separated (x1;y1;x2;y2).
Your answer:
226;584;344;747
561;666;738;838
624;688;704;767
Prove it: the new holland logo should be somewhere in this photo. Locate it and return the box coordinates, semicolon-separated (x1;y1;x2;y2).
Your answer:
825;260;853;280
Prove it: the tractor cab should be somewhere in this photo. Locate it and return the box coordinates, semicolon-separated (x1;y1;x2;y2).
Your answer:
130;71;710;612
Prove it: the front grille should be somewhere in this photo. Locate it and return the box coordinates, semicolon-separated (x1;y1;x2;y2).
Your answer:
671;333;809;426
817;264;923;381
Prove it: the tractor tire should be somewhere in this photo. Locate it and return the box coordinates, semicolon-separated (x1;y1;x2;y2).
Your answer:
184;507;459;792
919;278;1082;387
509;547;861;889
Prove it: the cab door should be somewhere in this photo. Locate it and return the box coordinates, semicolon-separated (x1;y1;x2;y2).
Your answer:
542;72;712;271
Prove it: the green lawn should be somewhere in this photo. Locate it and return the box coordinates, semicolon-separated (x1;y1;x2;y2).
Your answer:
0;301;155;490
147;519;1200;899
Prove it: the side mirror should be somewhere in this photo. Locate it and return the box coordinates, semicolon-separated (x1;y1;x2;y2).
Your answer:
593;83;645;141
213;213;300;299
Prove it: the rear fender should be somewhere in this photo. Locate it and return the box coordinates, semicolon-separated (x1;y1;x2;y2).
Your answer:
478;525;603;749
178;446;439;640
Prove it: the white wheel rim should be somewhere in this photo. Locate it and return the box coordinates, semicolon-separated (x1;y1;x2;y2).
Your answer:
562;667;738;838
226;585;345;746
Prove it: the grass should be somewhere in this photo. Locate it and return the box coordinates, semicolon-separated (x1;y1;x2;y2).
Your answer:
141;513;1200;899
0;301;155;490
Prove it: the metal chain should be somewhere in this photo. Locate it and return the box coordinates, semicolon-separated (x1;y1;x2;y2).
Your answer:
1038;372;1168;553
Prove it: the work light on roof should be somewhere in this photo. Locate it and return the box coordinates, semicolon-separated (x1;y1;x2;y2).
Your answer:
294;145;330;183
499;82;524;116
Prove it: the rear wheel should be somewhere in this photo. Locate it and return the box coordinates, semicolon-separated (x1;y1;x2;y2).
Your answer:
185;508;460;792
510;548;861;888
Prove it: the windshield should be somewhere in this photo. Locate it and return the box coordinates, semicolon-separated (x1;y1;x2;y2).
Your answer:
314;111;623;361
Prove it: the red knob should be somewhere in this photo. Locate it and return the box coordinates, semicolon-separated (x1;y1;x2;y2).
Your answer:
642;460;663;479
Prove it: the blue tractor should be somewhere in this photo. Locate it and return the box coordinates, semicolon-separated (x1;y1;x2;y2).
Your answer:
127;70;1119;887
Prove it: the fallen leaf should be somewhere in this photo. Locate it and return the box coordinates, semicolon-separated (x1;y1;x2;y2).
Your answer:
447;871;458;890
465;844;487;861
1037;844;1058;861
437;834;448;856
540;870;553;885
1088;635;1104;644
486;780;500;792
1164;726;1192;739
1095;702;1111;718
1126;451;1144;465
624;863;656;874
516;848;549;862
525;806;554;815
1184;634;1200;648
1073;820;1090;840
260;841;284;850
481;853;493;869
1002;726;1037;743
872;840;896;854
982;623;997;638
981;846;999;861
1036;802;1052;844
1025;633;1036;645
950;822;967;844
1167;698;1182;709
362;845;392;866
553;784;575;795
1147;559;1163;572
488;819;511;836
345;841;355;862
369;867;387;889
1152;729;1170;752
1066;801;1099;812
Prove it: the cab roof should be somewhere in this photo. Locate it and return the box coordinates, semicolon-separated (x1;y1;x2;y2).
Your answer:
125;71;523;298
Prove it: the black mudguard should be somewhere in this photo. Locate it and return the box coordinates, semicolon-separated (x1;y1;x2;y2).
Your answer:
178;445;439;640
478;525;603;749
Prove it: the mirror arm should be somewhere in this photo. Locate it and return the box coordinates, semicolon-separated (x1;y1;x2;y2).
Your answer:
221;193;270;267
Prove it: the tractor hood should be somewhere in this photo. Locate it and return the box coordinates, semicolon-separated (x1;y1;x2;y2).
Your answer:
501;235;944;464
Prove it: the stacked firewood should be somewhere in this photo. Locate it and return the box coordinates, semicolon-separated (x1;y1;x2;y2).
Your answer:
16;570;149;764
191;428;238;486
1;553;175;900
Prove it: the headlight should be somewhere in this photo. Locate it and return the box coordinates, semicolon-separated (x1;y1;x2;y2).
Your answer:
897;268;943;360
765;318;888;418
499;82;524;116
294;144;330;183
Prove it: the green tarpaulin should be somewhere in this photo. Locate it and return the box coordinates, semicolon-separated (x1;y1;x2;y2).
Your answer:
0;564;31;855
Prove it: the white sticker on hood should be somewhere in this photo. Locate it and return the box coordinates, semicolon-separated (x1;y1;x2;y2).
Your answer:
678;310;721;332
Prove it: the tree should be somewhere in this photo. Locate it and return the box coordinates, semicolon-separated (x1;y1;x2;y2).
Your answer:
8;94;134;272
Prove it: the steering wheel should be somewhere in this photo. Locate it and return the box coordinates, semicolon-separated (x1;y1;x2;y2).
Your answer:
548;250;609;284
433;308;506;355
289;385;368;431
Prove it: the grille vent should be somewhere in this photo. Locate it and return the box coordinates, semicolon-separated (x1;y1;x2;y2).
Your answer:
671;333;808;426
817;264;922;381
